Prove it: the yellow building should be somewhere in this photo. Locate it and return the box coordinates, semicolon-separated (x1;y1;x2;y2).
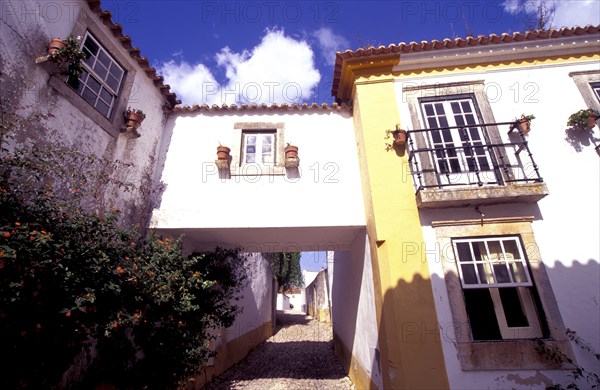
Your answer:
331;26;600;389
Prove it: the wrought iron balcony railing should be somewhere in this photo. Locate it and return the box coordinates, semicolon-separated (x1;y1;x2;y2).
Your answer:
406;121;543;194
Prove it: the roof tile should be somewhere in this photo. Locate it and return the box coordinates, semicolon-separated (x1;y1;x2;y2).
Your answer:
332;25;600;97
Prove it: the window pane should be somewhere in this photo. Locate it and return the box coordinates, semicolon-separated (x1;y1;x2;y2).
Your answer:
82;87;97;105
83;36;99;56
487;241;502;261
109;63;124;80
424;104;434;116
472;242;485;261
461;264;477;284
503;240;520;260
510;262;528;283
499;287;529;327
477;263;494;284
96;100;110;117
493;263;511;283
93;62;108;79
464;289;502;340
99;87;112;103
97;50;111;67
86;76;101;93
245;154;255;163
246;145;255;154
456;242;473;262
247;136;256;145
106;75;120;92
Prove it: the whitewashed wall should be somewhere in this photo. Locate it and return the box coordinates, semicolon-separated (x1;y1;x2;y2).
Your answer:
395;61;600;388
0;0;171;224
151;109;366;251
331;233;383;389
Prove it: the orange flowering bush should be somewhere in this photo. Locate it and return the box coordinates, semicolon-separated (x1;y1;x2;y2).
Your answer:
0;100;248;389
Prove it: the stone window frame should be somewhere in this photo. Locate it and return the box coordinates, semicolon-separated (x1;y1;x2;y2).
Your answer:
46;7;137;138
403;81;506;188
230;122;286;176
570;71;600;110
432;217;574;370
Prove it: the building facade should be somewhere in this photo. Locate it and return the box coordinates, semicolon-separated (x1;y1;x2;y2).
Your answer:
2;0;599;387
331;25;600;389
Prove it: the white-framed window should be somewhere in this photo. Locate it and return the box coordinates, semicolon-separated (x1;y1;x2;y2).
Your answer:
591;82;600;103
241;130;276;165
70;32;125;118
452;236;542;340
419;97;492;185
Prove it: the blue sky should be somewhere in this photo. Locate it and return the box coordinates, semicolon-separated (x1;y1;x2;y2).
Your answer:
101;0;599;106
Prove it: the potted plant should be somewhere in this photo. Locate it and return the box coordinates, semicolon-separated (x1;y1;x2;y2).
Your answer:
125;108;146;129
284;143;299;159
47;38;66;56
216;145;231;160
567;108;600;131
385;125;407;150
284;143;299;168
48;35;87;89
511;114;535;135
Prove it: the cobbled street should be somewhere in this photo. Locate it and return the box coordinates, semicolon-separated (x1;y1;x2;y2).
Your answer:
206;311;356;390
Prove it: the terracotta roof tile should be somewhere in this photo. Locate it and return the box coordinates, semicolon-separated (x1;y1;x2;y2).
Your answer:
88;1;180;107
174;102;351;113
332;25;600;97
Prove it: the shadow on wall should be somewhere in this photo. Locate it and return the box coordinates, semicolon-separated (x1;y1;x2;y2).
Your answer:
564;126;599;153
370;259;599;389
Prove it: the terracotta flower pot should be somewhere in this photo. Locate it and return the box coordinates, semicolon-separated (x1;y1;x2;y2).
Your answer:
587;114;596;129
47;38;66;56
517;118;531;134
393;129;407;145
217;146;231;160
285;145;299;159
126;111;144;129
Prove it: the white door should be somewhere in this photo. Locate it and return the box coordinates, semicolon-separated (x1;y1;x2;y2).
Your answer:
420;98;493;185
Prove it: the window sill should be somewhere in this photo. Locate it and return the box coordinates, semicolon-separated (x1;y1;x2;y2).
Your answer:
416;182;549;208
458;339;573;370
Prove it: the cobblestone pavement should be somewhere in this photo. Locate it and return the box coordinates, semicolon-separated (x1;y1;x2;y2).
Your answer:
206;310;356;390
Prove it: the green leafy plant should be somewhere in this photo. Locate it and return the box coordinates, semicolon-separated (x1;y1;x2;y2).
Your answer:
48;35;87;89
567;108;599;131
0;100;248;389
268;252;303;293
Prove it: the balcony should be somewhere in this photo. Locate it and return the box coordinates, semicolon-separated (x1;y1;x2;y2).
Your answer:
406;121;549;208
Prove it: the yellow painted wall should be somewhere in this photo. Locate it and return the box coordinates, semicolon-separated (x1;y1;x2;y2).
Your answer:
352;77;449;389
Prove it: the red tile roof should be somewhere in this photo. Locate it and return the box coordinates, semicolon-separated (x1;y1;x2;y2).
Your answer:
331;25;600;97
87;0;180;107
175;102;351;113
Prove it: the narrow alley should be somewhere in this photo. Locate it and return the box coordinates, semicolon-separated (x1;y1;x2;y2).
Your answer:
206;311;356;389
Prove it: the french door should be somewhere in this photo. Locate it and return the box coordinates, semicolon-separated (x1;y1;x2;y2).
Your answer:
420;98;493;185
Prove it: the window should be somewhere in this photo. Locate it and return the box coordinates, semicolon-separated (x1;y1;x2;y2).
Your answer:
241;131;276;165
229;122;286;176
432;218;573;370
591;82;600;103
70;33;124;118
570;71;600;111
43;7;137;138
419;97;492;184
452;236;542;340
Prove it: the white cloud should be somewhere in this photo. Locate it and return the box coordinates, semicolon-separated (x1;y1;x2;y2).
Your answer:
158;61;221;105
553;0;600;28
313;27;350;66
501;0;600;29
158;29;321;106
